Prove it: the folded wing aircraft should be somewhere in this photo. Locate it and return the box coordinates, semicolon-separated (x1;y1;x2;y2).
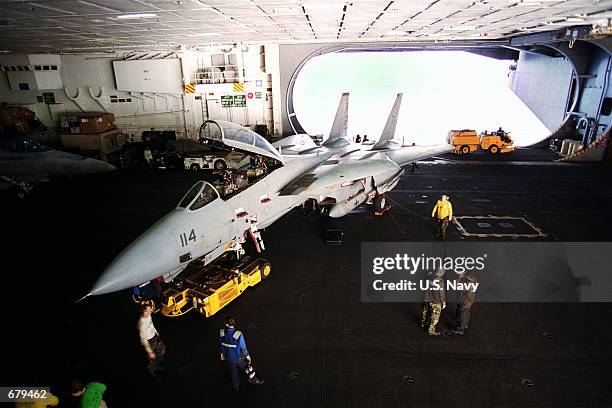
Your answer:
0;139;115;197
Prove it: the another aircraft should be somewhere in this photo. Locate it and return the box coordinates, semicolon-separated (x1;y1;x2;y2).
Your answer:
87;93;453;296
0;139;116;196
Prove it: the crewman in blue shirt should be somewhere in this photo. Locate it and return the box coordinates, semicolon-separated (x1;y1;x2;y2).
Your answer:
219;316;264;391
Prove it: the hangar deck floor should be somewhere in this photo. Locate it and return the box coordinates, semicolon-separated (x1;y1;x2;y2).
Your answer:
3;148;612;407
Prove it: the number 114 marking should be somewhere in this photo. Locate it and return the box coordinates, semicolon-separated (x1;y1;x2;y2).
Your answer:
180;229;196;247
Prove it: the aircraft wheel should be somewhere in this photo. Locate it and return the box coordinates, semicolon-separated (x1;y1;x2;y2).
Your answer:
190;163;201;171
17;190;25;199
214;160;227;171
460;145;470;155
260;261;271;280
489;145;499;154
374;194;386;213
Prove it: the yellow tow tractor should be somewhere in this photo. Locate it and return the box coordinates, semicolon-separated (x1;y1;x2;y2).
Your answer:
133;253;271;318
447;129;515;155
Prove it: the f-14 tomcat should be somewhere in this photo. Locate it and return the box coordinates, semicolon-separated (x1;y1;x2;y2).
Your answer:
87;93;452;296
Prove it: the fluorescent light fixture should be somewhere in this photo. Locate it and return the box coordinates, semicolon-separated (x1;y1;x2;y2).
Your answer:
116;13;157;19
566;17;585;22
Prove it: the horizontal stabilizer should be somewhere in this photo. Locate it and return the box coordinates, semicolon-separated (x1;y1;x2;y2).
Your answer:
272;134;317;155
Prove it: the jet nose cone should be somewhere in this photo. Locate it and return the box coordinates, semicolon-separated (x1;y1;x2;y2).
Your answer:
90;228;179;295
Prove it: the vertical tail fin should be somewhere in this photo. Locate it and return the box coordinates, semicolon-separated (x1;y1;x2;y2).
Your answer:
324;92;349;145
372;93;403;150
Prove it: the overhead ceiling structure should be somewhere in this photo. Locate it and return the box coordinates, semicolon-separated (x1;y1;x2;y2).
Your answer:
0;0;610;52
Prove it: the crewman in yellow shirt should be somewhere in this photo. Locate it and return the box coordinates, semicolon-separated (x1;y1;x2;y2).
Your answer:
15;391;59;408
431;194;453;239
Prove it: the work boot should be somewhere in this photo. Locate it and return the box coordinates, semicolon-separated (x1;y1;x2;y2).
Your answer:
249;377;265;385
428;330;441;336
452;329;464;335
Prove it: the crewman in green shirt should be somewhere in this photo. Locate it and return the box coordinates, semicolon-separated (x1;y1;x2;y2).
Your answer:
71;380;107;408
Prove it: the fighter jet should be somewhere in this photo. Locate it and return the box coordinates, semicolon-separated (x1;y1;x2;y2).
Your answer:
87;93;453;296
0;139;116;196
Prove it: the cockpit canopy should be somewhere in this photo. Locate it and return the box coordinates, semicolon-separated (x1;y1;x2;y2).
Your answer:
198;120;283;163
177;181;219;211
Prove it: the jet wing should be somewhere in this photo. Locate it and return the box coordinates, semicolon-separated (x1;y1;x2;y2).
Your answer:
0;149;115;176
385;144;454;166
280;143;452;196
279;158;400;196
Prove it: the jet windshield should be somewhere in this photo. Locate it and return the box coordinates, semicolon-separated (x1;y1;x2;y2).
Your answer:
199;120;283;163
177;181;219;210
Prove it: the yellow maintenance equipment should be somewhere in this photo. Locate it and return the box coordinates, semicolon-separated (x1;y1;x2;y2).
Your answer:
447;129;515;154
133;254;270;318
447;130;480;154
480;132;515;154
